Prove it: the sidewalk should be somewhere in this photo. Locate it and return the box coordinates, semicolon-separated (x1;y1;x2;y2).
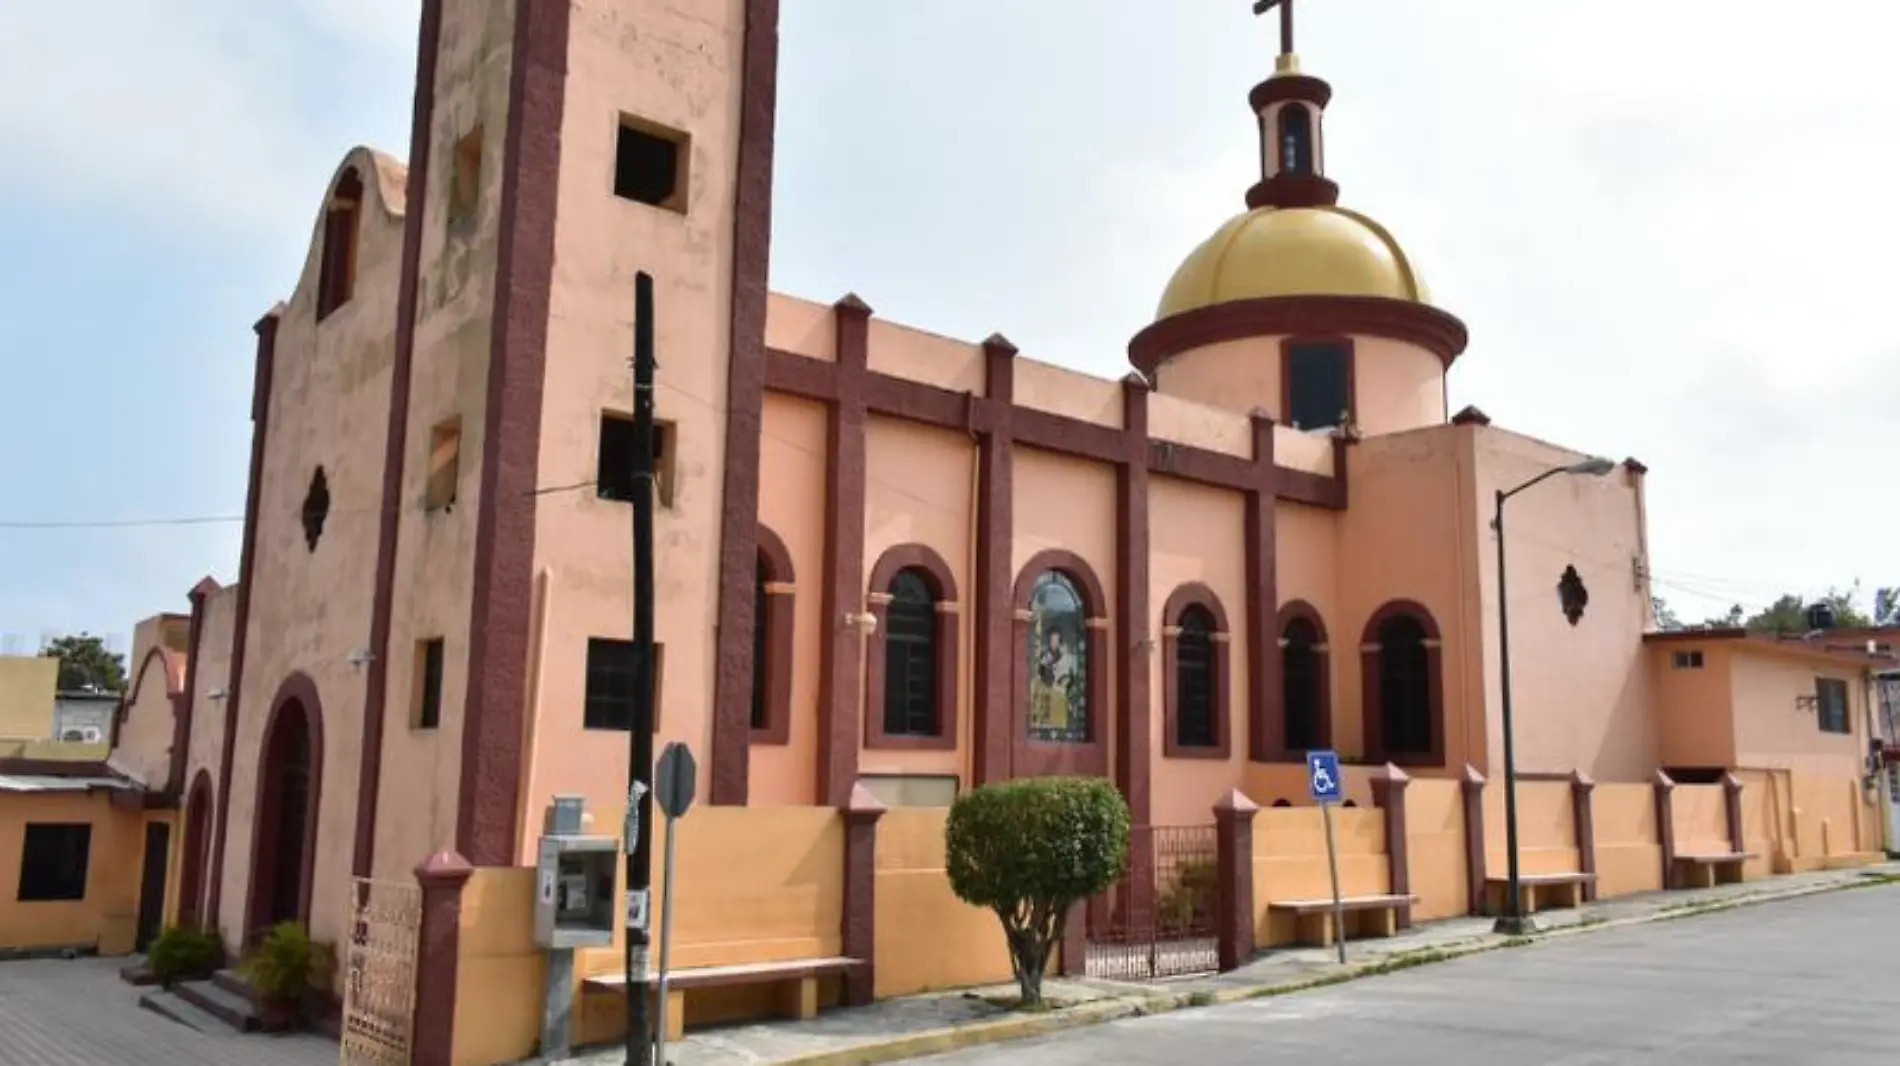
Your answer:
551;862;1900;1066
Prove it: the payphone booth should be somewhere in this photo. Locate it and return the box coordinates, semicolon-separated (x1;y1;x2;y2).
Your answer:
533;796;618;1055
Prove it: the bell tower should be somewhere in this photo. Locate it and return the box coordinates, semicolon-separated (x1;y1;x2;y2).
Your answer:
1247;0;1340;210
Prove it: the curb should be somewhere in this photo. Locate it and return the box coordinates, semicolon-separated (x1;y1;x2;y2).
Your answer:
772;872;1896;1065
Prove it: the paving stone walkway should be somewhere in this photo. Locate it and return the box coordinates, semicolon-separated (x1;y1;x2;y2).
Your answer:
549;862;1900;1066
0;956;337;1066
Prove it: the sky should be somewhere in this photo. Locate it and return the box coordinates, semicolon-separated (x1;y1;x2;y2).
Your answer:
0;0;1895;655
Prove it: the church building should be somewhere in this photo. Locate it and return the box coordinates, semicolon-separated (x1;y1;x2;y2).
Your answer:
80;1;1889;1061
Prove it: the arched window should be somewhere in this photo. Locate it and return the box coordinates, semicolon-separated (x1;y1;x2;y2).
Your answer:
1175;606;1217;748
1282;616;1325;752
864;545;960;750
1028;572;1090;743
883;570;939;737
1378;617;1431;753
1164;584;1232;759
1360;601;1444;765
749;527;795;745
1278;104;1314;175
317;168;364;319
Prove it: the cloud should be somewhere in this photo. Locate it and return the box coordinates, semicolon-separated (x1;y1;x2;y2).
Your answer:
0;0;417;245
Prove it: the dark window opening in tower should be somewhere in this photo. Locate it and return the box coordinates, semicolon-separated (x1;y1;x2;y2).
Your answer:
1286;341;1349;430
1278;105;1314;176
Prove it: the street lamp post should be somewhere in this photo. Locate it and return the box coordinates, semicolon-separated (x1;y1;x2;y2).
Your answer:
1493;455;1616;936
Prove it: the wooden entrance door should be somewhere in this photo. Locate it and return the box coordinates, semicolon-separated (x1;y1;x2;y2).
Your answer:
135;822;171;952
246;692;321;939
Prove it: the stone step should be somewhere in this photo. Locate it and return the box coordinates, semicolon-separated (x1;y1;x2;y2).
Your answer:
118;955;159;986
211;969;260;1006
174;978;261;1032
139;989;240;1036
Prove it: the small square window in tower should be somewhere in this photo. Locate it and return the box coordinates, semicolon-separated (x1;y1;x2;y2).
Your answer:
413;638;444;730
448;125;484;225
584;637;664;731
425;417;460;511
597;413;677;509
613;117;690;213
1285;341;1351;431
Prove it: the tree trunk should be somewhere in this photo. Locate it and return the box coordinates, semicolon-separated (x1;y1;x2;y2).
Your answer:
1019;954;1044;1007
1003;922;1048;1007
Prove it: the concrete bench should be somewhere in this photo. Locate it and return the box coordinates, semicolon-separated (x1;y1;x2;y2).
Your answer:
1482;872;1596;916
583;957;863;1041
1268;895;1417;947
1672;851;1757;889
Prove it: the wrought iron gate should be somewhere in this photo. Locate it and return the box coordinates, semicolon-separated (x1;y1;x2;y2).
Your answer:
340;878;422;1066
1084;825;1219;980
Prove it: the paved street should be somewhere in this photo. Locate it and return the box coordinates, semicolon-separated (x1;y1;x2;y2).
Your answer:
922;883;1900;1066
0;957;336;1066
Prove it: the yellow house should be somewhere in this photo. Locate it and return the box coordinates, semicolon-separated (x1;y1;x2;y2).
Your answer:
0;765;177;958
0;656;59;741
0;625;191;959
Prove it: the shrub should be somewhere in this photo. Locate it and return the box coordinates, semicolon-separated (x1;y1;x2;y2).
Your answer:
147;925;225;985
946;776;1131;1005
1157;856;1218;934
239;922;314;1006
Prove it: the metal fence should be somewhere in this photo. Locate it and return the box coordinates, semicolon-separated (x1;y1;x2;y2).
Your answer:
1083;825;1220;980
340;878;421;1066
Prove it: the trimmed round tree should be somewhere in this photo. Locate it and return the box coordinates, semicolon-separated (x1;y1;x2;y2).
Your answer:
945;776;1131;1005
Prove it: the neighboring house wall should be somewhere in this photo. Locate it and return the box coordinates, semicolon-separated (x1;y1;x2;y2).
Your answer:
1653;643;1739;769
51;700;117;745
1730;650;1868;779
0;658;58;739
0;790;163;956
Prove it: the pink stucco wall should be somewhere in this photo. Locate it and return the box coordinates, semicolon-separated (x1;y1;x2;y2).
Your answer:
1654;643;1738;768
116;623;182;789
860;417;975;784
1335;425;1482;770
1470;429;1654;782
1152;335;1445;437
183;584;236;802
224;147;405;948
1148;476;1248;827
372;0;520;884
1730;649;1869;778
518;0;750;856
751;393;829;805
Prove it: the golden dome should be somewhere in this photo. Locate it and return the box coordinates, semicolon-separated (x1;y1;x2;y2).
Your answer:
1156;205;1431;320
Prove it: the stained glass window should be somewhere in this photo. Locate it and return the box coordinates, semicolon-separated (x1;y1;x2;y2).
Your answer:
1027;572;1089;743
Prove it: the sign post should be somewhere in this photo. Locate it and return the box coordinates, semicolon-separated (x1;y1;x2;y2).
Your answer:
651;742;697;1066
1306;750;1348;965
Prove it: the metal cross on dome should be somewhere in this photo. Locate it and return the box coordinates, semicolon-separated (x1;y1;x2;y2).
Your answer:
1252;0;1297;56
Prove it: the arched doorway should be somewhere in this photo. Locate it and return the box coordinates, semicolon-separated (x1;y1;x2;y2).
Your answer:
177;771;214;927
245;675;324;939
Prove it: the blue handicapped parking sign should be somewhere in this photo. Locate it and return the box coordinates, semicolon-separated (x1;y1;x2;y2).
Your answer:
1306;750;1343;804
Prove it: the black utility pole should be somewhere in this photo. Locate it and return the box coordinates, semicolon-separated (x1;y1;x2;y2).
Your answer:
624;271;659;1065
1491;457;1614;936
1493;486;1526;934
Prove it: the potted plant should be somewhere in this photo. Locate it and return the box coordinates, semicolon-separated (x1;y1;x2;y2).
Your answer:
239;922;314;1030
146;925;226;987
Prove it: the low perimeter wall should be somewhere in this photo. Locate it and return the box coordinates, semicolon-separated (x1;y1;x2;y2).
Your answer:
412;765;1882;1066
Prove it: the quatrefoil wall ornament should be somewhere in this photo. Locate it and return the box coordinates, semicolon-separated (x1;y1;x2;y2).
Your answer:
1557;564;1588;627
301;465;331;552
